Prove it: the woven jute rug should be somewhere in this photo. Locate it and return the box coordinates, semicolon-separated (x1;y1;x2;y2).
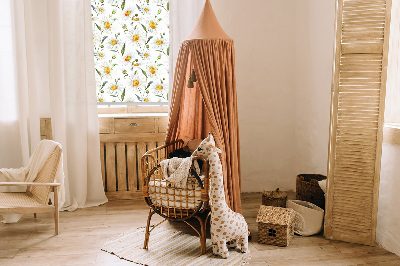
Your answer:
102;226;250;265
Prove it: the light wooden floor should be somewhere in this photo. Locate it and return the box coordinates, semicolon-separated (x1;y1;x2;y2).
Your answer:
1;193;399;266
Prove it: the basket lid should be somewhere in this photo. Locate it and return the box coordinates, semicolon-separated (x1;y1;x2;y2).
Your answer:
262;188;287;199
256;205;296;225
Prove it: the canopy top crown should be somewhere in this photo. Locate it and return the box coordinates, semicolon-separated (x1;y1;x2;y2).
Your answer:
188;0;231;40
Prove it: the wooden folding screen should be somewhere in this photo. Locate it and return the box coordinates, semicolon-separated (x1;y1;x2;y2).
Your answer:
325;0;392;245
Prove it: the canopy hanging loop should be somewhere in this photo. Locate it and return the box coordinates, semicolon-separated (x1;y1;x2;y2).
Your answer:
187;76;194;88
191;69;197;82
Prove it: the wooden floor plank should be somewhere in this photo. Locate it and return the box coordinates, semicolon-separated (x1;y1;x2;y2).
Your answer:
0;192;398;265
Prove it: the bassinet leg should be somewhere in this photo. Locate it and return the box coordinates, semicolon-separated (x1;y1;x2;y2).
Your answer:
199;217;206;255
144;209;155;249
194;214;208;255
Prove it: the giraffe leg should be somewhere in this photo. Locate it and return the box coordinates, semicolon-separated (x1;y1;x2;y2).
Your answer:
238;235;249;253
227;239;237;249
217;241;229;259
212;241;218;255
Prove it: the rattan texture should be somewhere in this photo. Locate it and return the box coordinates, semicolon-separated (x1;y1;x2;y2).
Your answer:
142;141;209;220
148;179;202;209
296;174;326;209
0;193;42;207
262;188;287;208
257;223;294;247
256;205;296;226
26;147;62;205
256;205;296;247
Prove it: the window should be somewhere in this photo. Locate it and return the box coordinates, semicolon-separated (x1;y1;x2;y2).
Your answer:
91;0;169;104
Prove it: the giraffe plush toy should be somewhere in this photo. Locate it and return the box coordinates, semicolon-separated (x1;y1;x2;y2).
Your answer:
192;133;248;258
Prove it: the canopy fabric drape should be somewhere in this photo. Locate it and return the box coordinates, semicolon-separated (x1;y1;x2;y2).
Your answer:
166;39;242;212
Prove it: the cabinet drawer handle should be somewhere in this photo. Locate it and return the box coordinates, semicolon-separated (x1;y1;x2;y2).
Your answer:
129;123;138;127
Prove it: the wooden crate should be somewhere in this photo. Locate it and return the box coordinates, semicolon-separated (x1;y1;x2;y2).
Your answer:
40;116;168;201
99;115;168;200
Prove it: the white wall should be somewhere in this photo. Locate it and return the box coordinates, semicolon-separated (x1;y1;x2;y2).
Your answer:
377;142;400;256
376;2;400;256
212;1;399;255
294;1;335;178
212;0;297;192
211;0;335;192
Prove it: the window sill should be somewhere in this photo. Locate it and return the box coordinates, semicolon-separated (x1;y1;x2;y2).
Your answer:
98;113;167;118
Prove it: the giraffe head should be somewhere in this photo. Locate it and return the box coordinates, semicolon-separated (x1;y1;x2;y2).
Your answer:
192;133;222;158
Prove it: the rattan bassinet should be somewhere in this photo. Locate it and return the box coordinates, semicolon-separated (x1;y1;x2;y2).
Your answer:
141;140;210;254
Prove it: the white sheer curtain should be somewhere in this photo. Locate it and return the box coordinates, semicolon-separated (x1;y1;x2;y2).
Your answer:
0;0;107;211
169;0;204;106
0;0;24;170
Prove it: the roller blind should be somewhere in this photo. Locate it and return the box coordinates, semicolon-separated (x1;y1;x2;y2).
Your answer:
325;0;392;245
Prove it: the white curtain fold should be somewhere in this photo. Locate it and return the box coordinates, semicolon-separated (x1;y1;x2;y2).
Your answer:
0;0;24;169
169;0;204;107
0;0;107;211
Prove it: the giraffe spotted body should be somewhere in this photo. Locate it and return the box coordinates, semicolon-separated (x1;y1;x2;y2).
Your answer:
192;134;248;258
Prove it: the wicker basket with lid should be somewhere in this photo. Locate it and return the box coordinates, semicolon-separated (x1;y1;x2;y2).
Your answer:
296;174;326;209
262;188;287;208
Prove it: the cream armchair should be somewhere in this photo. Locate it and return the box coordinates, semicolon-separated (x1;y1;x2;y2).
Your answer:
0;145;62;234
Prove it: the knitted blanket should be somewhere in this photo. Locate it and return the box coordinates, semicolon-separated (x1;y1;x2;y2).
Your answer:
159;157;199;188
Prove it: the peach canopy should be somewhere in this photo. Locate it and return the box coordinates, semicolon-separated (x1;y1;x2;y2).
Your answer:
166;0;242;212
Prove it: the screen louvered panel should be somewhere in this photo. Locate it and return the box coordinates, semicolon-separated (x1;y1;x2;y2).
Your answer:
325;0;391;245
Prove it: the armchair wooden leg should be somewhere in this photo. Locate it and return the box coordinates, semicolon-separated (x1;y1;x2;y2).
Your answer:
54;186;59;235
144;209;155;249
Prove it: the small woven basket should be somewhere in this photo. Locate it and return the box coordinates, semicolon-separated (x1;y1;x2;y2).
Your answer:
262;188;287;208
257;205;296;247
296;174;326;209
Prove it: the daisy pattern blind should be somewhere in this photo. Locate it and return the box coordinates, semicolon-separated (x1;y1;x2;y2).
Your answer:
91;0;169;103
